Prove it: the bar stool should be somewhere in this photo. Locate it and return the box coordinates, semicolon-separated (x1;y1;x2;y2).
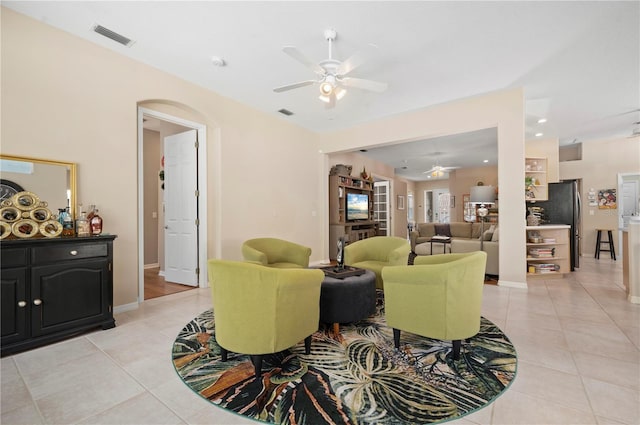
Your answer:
595;229;616;260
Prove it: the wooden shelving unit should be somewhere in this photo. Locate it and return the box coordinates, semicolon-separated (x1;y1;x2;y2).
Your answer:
329;173;376;260
526;225;570;278
525;157;548;201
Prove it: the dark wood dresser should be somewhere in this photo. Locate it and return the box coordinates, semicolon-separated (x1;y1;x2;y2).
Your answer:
1;235;117;356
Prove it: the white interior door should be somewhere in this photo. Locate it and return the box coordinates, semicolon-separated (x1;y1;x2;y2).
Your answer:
621;180;638;229
374;181;390;236
164;130;198;286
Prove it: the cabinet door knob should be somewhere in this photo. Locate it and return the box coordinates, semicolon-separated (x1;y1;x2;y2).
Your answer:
70;250;78;256
18;301;26;307
33;299;42;306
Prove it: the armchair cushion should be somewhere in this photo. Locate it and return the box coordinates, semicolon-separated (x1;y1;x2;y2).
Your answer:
241;238;312;268
343;236;411;289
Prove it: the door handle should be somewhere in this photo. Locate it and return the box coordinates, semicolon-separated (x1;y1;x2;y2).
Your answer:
18;301;26;307
164;225;169;229
33;299;42;306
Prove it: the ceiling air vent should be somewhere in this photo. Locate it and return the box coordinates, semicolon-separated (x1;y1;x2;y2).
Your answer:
92;24;135;47
278;109;294;116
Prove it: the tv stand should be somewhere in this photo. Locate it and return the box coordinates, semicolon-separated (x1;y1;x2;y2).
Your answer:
328;172;376;260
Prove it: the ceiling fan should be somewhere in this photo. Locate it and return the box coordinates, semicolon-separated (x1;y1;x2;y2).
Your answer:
273;28;388;108
423;164;460;177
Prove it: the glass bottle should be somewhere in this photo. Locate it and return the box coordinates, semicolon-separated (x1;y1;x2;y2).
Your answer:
90;209;103;236
76;209;90;237
61;207;75;237
58;208;66;226
87;204;96;221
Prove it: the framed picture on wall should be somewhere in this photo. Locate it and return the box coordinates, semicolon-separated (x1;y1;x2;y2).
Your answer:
598;188;617;209
397;195;405;210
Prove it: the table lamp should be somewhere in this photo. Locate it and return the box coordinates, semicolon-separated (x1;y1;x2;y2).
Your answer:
470;185;496;250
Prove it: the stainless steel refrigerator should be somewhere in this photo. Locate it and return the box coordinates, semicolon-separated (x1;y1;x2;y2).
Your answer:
527;180;581;270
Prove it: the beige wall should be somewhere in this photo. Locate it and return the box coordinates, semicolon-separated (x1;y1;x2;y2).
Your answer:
560;136;640;256
2;7;528;300
2;8;323;306
142;129;160;266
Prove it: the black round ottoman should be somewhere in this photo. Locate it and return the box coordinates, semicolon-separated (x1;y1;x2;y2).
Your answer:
319;269;377;334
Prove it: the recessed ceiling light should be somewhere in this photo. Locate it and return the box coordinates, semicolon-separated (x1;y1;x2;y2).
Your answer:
537;118;547;124
483;159;489;163
360;149;368;152
535;132;543;137
211;56;226;67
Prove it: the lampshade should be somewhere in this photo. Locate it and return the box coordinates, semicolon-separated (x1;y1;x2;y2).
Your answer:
470;185;496;204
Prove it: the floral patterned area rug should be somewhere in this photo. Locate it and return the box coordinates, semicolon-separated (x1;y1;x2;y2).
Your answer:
172;302;517;425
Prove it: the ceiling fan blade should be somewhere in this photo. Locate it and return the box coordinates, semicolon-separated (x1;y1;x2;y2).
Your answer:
341;77;388;92
282;46;325;75
273;80;316;93
337;50;367;76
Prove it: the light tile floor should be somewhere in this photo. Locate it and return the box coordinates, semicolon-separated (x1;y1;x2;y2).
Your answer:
2;257;638;424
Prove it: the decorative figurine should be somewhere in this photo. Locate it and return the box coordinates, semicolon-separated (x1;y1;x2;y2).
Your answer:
336;236;345;270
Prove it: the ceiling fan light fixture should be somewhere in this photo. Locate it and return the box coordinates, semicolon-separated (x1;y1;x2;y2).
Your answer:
318;94;331;103
319;81;333;96
335;87;346;100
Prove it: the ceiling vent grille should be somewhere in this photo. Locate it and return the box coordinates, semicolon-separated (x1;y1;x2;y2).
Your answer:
92;24;135;47
278;109;294;116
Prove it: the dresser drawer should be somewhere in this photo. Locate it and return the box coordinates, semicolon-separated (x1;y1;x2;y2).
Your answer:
0;248;28;268
31;242;108;263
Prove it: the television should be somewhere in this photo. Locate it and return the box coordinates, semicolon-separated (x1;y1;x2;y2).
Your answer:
346;192;369;221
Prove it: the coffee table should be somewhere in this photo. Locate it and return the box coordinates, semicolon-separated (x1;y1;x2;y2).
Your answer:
318;268;376;336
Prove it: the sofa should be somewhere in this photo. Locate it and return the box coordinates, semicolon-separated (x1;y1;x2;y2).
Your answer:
409;222;499;276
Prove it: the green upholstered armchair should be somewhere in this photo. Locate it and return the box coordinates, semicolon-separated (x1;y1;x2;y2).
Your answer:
241;238;312;268
208;259;324;377
343;236;411;289
382;251;487;360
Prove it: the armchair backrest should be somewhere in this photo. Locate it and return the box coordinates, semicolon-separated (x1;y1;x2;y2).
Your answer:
241;237;312;268
208;259;324;354
382;251;487;340
344;236;409;263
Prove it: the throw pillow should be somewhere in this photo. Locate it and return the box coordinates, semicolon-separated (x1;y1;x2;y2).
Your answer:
482;229;494;241
434;223;451;237
491;226;500;242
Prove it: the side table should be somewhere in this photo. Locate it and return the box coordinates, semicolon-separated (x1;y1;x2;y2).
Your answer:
429;237;452;254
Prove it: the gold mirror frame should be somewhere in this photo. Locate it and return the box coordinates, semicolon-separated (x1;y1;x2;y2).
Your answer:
0;154;77;220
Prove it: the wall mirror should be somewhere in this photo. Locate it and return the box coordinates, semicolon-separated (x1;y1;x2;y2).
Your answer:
0;154;77;219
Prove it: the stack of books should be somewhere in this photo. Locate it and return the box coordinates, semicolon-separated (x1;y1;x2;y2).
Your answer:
528;247;555;258
533;263;558;273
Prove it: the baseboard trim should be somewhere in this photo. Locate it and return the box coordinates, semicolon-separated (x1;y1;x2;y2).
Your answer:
114;301;139;314
498;280;528;289
628;294;640;304
144;263;160;269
